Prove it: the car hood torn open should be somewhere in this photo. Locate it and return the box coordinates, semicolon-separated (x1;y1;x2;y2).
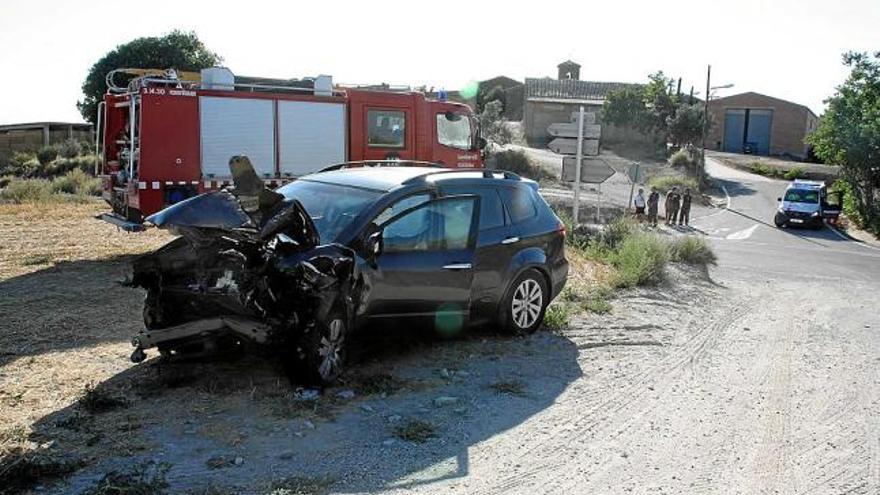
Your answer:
130;155;358;384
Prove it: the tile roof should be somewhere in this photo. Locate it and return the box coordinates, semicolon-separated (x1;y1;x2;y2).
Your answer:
525;78;640;102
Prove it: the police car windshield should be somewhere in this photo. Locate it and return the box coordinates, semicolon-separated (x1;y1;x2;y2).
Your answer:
783;189;819;203
276;180;382;242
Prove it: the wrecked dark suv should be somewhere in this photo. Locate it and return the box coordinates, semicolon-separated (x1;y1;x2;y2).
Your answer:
131;157;568;384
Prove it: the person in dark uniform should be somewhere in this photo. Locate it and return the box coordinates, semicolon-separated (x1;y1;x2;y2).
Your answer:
679;188;693;226
647;188;660;226
665;187;681;226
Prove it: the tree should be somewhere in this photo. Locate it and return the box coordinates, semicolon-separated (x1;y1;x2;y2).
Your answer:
807;51;880;230
479;100;513;147
602;71;679;135
602;87;650;130
477;84;506;113
78;30;222;124
666;103;706;148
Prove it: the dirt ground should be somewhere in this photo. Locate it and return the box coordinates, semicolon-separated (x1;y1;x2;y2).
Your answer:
0;198;702;495
5;196;874;495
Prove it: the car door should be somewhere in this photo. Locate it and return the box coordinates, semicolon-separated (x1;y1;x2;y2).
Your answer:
440;185;517;318
363;195;481;325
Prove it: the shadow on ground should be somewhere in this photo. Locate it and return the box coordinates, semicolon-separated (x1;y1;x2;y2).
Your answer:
26;316;580;494
0;255;144;366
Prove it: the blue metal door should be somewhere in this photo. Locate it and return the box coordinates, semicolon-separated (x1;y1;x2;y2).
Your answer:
723;110;745;153
746;109;772;155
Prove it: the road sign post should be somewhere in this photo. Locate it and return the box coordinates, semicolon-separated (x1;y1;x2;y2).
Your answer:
573;106;584;223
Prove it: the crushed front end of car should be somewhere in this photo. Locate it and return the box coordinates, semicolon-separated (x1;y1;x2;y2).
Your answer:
130;156;357;384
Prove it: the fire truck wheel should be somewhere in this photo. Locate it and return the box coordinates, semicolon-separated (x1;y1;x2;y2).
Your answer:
126;207;143;224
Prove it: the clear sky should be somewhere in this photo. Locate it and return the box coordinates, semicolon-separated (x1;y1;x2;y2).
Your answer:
1;0;877;124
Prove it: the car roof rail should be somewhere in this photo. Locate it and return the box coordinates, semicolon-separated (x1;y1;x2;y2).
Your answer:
318;160;445;173
401;168;522;185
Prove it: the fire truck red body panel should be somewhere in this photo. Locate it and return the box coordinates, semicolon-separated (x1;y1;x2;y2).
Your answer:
98;72;482;224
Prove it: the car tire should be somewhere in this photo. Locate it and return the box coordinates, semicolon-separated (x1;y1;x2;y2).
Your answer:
298;309;347;386
499;269;549;335
774;214;787;228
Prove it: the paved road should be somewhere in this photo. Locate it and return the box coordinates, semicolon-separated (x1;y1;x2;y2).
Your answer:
694;157;880;283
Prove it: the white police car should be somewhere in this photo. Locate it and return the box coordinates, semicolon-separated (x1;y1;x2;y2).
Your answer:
774;179;841;229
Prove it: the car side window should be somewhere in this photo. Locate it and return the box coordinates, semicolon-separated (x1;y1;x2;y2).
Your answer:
442;186;505;230
381;197;476;253
500;186;537;224
374;193;430;225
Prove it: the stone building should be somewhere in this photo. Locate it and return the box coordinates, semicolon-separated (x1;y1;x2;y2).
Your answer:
0;122;93;159
706;92;819;159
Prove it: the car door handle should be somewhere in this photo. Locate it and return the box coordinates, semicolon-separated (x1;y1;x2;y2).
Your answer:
501;236;520;245
442;263;472;270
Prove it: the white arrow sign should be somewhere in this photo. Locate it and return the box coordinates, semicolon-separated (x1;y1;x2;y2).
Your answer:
570;112;597;125
561;157;615;184
548;138;599;156
547;122;601;139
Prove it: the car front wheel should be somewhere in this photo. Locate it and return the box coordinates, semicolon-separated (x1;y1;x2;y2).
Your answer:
500;269;549;335
299;311;347;386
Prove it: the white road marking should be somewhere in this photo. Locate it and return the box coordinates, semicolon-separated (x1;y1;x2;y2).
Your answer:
726;224;760;240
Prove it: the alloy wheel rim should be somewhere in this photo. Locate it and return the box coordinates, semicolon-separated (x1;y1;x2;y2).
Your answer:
317;319;344;380
511;279;542;329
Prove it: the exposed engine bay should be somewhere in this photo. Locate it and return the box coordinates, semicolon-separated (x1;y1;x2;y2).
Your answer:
130;156;358;384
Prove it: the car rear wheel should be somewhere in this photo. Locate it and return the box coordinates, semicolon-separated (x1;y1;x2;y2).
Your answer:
500;269;549;335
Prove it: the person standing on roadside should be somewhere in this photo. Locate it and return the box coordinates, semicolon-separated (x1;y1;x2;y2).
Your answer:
679;188;692;226
633;188;646;220
665;187;681;225
647;188;660;226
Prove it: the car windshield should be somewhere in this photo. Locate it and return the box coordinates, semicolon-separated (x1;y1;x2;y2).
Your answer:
783;189;819;203
276;180;382;242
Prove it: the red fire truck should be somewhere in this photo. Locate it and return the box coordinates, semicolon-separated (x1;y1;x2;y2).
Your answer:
95;68;484;230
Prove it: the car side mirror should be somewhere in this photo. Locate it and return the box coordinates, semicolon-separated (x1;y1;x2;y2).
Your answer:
361;225;383;264
475;137;487;151
777;197;782;202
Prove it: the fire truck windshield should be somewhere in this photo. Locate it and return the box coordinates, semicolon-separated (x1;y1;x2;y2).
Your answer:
436;112;473;150
276;180;382;242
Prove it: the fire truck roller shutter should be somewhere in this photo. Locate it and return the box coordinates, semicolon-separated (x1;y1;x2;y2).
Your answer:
278;101;346;176
200;96;276;178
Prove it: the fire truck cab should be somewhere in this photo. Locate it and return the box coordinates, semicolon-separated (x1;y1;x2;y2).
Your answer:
96;67;484;229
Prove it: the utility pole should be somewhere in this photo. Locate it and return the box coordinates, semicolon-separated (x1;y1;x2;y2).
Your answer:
572;106;584;223
700;65;711;187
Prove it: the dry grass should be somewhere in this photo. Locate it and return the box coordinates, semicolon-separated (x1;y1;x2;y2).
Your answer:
0;200;169;280
391;419;438;443
0;201;171;490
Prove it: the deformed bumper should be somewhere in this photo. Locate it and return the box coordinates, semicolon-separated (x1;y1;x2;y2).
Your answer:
130;317;272;362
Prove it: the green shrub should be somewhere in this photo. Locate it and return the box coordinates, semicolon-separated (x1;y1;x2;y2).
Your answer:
783;166;806;180
542;304;572;330
582;285;613;313
51;169;102;196
47;155;98;177
600;216;638;249
494;149;546;180
3;152;39;177
669;236;717;265
0;179;53;203
57;139;82;159
646;174;699;194
669;147;699;170
36;146;58;166
610;233;669;287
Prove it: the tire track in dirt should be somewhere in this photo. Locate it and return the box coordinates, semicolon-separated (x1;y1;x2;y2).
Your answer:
477;293;750;495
